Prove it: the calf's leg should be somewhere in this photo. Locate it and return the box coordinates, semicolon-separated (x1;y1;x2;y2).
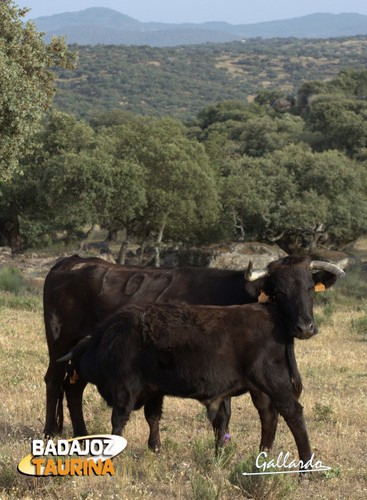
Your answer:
111;404;134;436
206;399;231;454
250;389;278;451
144;395;163;452
111;388;136;436
273;395;312;467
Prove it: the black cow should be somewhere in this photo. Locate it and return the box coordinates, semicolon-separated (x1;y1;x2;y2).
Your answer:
44;255;259;442
57;255;344;456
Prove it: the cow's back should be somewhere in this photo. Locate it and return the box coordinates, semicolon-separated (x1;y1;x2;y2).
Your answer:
43;255;247;355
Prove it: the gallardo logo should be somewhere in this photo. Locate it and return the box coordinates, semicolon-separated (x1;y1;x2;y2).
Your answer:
18;435;127;477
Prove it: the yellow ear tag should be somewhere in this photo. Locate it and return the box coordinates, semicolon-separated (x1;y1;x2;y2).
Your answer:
70;370;79;384
258;290;271;303
314;283;326;292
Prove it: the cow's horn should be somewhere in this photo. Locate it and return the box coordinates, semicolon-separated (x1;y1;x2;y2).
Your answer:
310;261;345;279
246;260;269;281
245;261;253;279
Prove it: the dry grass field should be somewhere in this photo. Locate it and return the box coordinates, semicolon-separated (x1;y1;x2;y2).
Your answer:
0;265;366;499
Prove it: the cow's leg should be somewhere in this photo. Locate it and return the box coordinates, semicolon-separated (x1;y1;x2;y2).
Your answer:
250;389;278;451
273;395;312;467
44;360;66;438
206;399;231;454
144;395;163;452
64;378;88;437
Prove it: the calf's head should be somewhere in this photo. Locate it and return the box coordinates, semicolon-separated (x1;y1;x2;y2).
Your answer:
245;256;345;339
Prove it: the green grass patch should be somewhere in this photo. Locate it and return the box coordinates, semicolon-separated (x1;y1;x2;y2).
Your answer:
0;267;24;294
331;265;367;306
0;267;42;312
313;403;336;424
351;314;367;340
0;291;42;312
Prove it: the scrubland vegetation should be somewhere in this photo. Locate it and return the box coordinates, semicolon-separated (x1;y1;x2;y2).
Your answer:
53;38;367;119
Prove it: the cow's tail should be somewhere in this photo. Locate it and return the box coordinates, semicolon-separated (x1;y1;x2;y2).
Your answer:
286;342;303;398
56;387;64;434
55;336;92;434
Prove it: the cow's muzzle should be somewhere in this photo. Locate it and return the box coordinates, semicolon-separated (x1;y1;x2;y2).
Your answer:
294;321;318;339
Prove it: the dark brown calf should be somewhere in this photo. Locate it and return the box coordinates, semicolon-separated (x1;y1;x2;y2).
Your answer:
60;301;312;462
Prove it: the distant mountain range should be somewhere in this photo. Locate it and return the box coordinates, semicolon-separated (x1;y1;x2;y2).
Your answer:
31;8;367;46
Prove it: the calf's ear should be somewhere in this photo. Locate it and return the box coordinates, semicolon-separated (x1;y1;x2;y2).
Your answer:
57;335;92;363
244;277;267;301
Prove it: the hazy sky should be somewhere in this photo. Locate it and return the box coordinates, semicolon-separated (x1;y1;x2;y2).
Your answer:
19;0;367;24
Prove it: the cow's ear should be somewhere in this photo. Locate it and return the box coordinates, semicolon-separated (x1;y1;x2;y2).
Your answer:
312;271;337;290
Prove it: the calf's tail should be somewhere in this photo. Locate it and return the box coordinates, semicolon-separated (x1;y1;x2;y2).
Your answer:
286;342;303;398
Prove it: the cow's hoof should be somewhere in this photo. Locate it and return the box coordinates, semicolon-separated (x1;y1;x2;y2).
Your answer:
223;433;232;444
148;444;161;453
298;470;313;481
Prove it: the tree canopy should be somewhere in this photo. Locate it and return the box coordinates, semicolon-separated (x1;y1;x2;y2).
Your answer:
14;113;219;260
0;0;75;181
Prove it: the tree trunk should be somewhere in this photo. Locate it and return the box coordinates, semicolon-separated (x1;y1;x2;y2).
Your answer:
138;241;146;266
78;224;96;251
232;211;245;241
154;217;167;268
0;217;21;252
117;227;129;265
106;229;118;242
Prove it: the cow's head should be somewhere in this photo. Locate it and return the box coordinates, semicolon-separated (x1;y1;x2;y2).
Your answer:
244;256;345;339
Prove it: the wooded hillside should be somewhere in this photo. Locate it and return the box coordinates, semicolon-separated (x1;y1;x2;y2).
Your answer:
53;37;367;120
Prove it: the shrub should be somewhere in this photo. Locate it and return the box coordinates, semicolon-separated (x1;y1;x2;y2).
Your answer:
229;453;296;499
190;474;218;500
0;456;19;490
191;436;215;472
